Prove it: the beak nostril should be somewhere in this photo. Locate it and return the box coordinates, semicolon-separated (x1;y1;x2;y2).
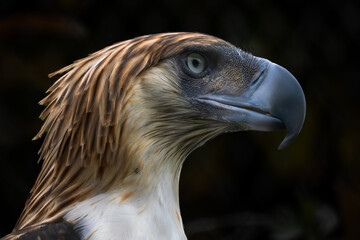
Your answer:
250;68;266;89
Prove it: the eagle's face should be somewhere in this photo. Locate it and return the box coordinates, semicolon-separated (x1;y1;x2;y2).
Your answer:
139;42;305;154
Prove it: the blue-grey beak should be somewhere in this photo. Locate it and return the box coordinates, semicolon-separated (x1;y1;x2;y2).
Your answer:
197;59;306;149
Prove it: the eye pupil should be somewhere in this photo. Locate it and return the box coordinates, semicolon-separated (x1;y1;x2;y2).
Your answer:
186;53;205;74
192;59;199;68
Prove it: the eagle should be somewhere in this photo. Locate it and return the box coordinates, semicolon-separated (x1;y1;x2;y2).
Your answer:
2;32;305;240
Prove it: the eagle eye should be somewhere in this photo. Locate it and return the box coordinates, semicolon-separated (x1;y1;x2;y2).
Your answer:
186;53;205;74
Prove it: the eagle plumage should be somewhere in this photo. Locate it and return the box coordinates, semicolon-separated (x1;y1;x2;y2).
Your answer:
2;33;305;240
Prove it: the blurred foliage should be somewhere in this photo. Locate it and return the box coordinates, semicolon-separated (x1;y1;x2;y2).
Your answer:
0;0;359;239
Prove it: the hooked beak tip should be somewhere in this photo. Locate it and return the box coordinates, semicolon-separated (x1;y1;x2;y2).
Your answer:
245;60;306;149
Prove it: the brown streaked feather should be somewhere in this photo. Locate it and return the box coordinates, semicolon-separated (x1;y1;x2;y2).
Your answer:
12;32;230;232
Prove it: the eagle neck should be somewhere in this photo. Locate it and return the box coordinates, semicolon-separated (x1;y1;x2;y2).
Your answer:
64;151;187;240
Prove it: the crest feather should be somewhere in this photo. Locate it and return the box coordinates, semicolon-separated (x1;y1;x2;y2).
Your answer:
36;32;225;167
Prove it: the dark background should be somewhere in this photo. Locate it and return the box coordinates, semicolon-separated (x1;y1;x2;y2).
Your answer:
0;0;359;239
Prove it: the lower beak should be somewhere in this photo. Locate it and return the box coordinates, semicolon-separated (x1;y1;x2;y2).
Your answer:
197;59;306;149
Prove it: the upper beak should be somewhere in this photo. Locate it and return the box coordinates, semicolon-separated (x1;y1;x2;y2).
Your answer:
197;59;306;149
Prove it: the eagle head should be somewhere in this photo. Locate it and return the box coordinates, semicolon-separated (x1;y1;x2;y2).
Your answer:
9;33;305;240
